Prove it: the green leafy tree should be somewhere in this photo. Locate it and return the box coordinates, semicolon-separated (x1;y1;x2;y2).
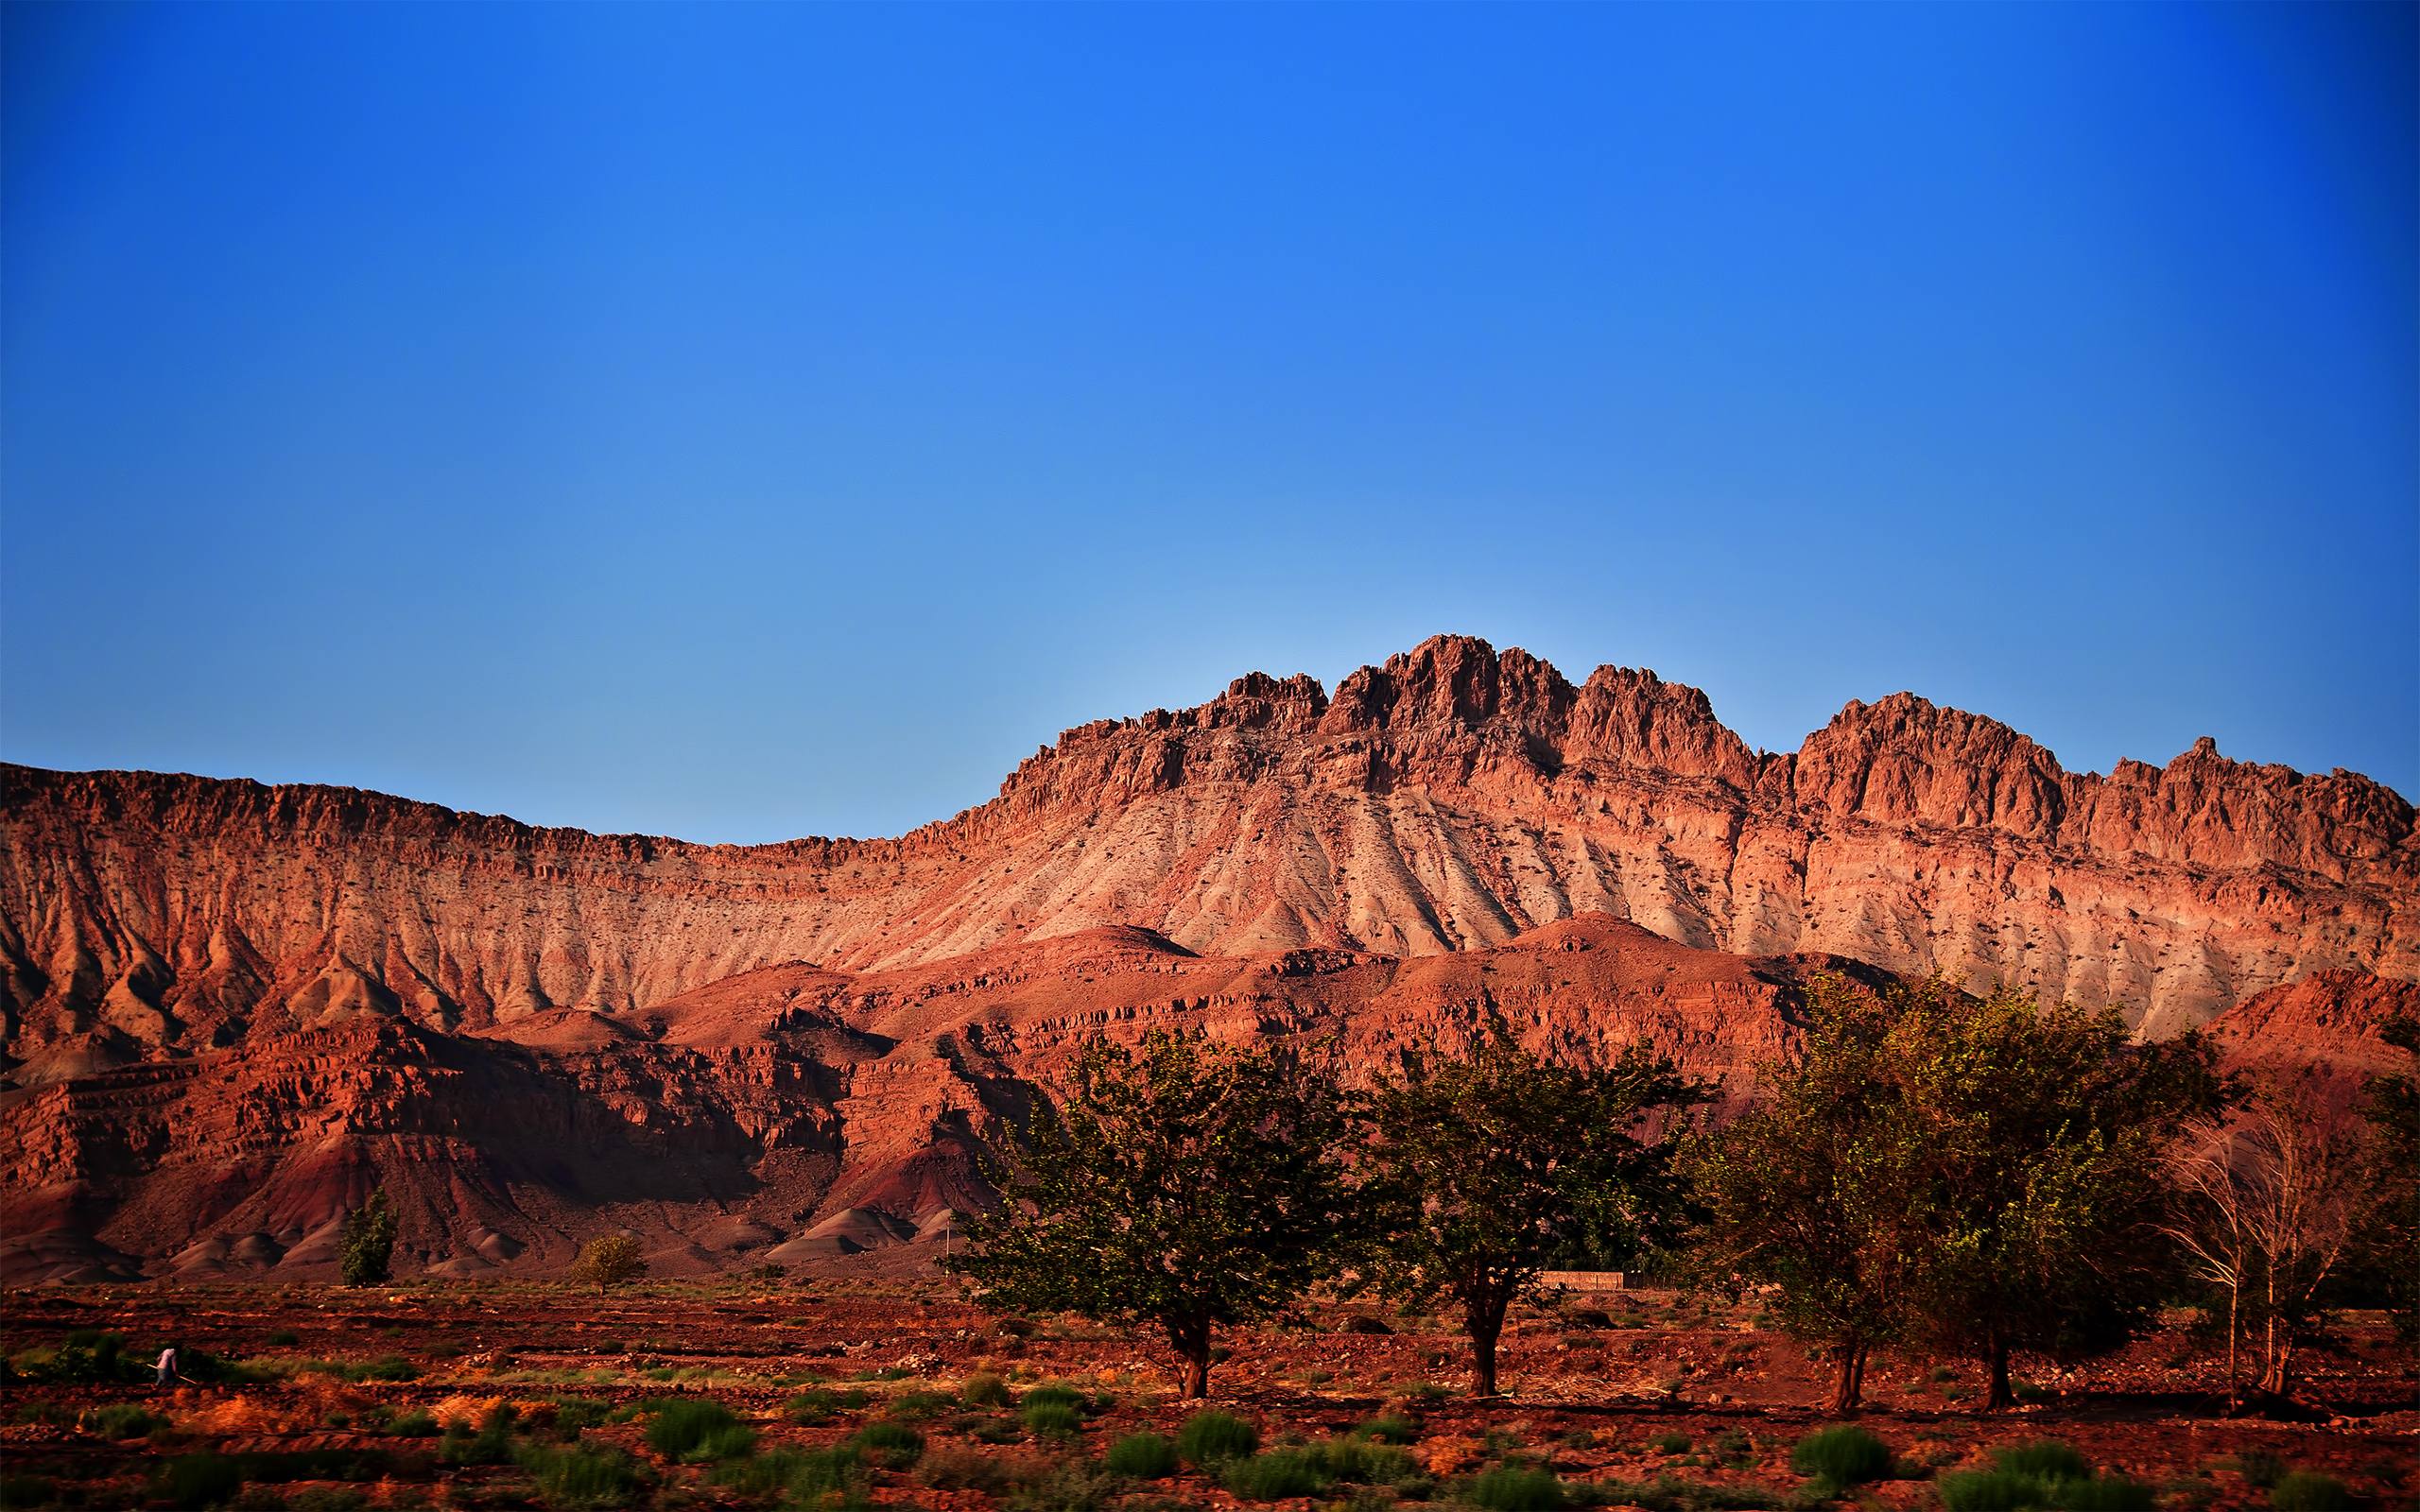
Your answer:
1685;975;1932;1412
1359;1033;1705;1396
1692;974;2224;1413
1885;979;2226;1408
337;1190;399;1287
946;1028;1357;1398
571;1234;648;1293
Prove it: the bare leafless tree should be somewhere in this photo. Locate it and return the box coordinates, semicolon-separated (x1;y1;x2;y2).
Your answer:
2162;1077;2372;1407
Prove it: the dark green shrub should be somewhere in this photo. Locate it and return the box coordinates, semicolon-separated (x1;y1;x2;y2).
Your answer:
388;1409;439;1437
1467;1466;1568;1512
82;1403;166;1438
786;1386;870;1425
1935;1469;2149;1512
1226;1450;1330;1501
890;1389;957;1419
961;1371;1013;1407
153;1452;244;1508
1995;1445;2090;1483
353;1354;420;1382
1007;1458;1122;1512
2235;1455;2289;1491
2061;1479;2154;1512
337;1192;398;1286
850;1420;925;1469
1357;1416;1419;1445
1315;1437;1418;1486
1021;1383;1089;1415
1790;1426;1892;1488
643;1398;747;1461
1654;1434;1693;1456
714;1451;809;1496
267;1329;301;1347
49;1331;134;1383
1939;1471;2037;1512
1024;1400;1083;1438
2270;1474;2352;1512
1177;1410;1259;1466
547;1397;614;1432
919;1448;1051;1494
781;1445;873;1510
520;1441;649;1510
440;1406;520;1467
1107;1433;1181;1479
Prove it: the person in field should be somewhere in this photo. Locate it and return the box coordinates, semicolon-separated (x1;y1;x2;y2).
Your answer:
155;1343;187;1387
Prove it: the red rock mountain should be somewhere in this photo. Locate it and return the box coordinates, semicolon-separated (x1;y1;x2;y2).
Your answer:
1;634;2412;1280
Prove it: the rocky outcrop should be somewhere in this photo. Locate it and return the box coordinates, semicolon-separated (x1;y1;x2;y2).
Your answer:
0;914;1876;1280
5;635;2410;1078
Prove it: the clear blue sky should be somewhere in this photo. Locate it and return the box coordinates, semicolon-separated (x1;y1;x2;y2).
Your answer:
5;2;2412;842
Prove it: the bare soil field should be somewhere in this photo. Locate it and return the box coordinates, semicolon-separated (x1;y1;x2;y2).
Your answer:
2;1279;2411;1511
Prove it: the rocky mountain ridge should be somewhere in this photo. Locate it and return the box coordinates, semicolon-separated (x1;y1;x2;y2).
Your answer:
6;635;2411;1083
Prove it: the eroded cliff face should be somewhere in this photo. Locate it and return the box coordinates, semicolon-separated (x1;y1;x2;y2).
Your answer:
6;635;2411;1081
0;914;1872;1280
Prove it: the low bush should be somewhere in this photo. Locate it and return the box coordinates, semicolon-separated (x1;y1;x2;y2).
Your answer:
962;1371;1014;1407
850;1420;925;1469
1790;1427;1892;1489
713;1450;812;1496
2234;1455;2290;1491
547;1397;614;1432
1574;1476;1789;1512
1024;1400;1084;1439
266;1329;301;1347
1021;1383;1089;1415
440;1407;520;1467
82;1403;167;1438
1935;1469;2153;1512
1467;1466;1568;1512
1226;1450;1331;1501
779;1446;873;1511
521;1441;649;1510
2270;1474;2352;1512
153;1452;245;1508
786;1386;871;1425
388;1409;439;1437
890;1389;958;1419
351;1354;420;1382
1995;1445;2091;1483
920;1447;1052;1494
1177;1410;1259;1466
1007;1458;1123;1512
1654;1434;1693;1456
1107;1433;1182;1480
643;1398;751;1462
1357;1417;1419;1445
1312;1437;1419;1486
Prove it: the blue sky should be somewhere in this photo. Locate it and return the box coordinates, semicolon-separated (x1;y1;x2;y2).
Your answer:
5;2;2412;842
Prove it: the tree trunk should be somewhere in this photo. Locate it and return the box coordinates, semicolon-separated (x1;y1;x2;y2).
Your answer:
1826;1340;1868;1415
1466;1291;1509;1399
1982;1334;2014;1412
1167;1314;1213;1400
2223;1284;2240;1412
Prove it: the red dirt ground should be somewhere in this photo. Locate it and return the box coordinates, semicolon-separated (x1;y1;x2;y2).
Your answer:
2;1280;2411;1511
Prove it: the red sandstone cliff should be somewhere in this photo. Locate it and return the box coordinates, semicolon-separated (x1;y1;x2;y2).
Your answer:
5;635;2411;1086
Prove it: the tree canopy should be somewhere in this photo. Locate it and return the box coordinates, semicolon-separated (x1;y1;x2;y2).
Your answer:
1690;974;2224;1410
945;1028;1358;1397
1360;1033;1704;1396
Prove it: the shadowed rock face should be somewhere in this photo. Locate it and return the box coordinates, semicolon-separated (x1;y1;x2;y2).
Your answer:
0;914;1876;1280
5;635;2410;1075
